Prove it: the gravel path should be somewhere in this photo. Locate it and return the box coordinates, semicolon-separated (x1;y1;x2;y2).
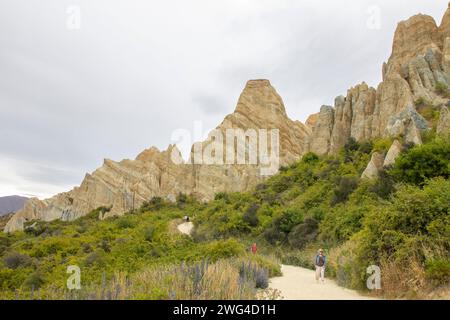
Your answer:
177;221;194;236
269;264;377;300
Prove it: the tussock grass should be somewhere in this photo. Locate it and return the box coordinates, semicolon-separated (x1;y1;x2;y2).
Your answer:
1;255;281;300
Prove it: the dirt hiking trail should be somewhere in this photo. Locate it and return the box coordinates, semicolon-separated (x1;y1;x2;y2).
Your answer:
269;265;377;300
177;221;194;236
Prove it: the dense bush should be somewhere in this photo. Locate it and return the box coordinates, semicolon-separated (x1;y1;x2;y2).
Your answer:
368;170;395;199
331;176;359;206
1;136;448;299
3;252;33;269
333;178;450;291
390;138;449;185
287;218;318;248
425;259;450;284
242;204;259;227
23;272;45;289
435;81;449;96
301;152;319;164
273;208;303;234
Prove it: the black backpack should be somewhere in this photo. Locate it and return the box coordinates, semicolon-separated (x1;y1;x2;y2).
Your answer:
317;255;325;267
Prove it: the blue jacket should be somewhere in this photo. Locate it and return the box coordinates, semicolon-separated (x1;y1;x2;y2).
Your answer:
315;255;326;266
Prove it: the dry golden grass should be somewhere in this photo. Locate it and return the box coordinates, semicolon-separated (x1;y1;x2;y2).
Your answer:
5;255;280;300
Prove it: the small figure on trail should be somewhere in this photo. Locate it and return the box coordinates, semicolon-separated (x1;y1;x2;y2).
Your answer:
314;248;326;283
251;243;257;254
183;215;190;222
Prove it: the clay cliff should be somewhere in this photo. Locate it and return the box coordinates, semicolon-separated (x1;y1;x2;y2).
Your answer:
306;4;450;154
4;4;450;233
4;80;310;232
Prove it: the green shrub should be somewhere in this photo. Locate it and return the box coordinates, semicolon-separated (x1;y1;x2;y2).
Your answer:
84;250;105;266
273;208;303;233
242;204;259;227
203;239;244;261
358;141;373;154
320;203;367;244
368;170;395;199
435;81;449;96
144;226;155;242
287;218;318;249
263;227;286;245
356;177;450;267
3;252;33;269
140;197;166;211
414;96;428;107
116;217;136;229
23;271;45;289
344;138;359;152
331;176;359;206
372;138;392;152
176;193;190;208
214;192;229;202
425;259;450;284
302;152;319;164
390;138;449;185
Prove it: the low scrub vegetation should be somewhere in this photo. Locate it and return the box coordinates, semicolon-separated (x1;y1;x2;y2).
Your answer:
0;136;448;299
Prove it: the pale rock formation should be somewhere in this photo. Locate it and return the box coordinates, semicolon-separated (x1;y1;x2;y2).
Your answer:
385;106;429;144
305;113;318;130
307;4;450;154
307;105;334;155
329;95;351;154
6;4;450;233
329;84;377;154
383;140;403;167
216;79;310;166
437;106;450;135
361;152;385;180
5;80;309;232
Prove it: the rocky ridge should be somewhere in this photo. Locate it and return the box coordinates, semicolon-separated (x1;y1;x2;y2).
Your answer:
4;80;310;232
306;4;450;155
4;4;450;232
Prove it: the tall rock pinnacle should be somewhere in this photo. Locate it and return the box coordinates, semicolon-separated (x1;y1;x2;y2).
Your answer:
4;80;309;232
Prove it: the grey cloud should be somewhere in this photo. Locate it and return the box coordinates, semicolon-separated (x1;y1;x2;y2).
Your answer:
193;94;228;116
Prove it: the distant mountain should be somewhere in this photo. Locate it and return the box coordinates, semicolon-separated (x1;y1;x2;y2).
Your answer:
0;196;28;216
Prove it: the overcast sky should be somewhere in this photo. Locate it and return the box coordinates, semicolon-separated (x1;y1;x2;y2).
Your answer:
0;0;448;198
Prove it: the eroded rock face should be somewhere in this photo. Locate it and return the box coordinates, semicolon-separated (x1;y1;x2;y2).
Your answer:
385;106;429;144
6;5;450;233
4;80;309;232
307;5;450;154
361;152;385;180
306;105;334;155
383;140;403;167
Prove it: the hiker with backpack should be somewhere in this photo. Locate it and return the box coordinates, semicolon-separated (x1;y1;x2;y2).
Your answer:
314;248;326;283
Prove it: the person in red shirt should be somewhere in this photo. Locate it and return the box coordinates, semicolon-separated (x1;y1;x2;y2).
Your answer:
251;243;257;254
